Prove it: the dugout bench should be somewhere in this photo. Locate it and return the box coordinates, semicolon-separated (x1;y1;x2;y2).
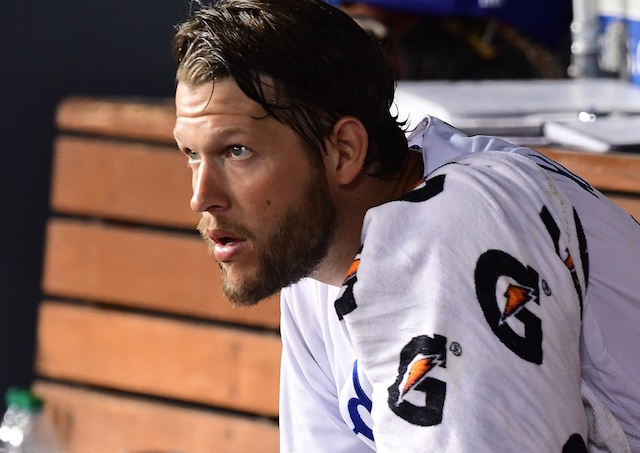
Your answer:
35;96;280;453
33;96;640;453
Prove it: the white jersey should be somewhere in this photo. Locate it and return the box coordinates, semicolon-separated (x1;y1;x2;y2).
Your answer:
280;116;639;452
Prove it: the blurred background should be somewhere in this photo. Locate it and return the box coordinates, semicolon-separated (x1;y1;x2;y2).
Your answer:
0;0;577;415
0;0;190;413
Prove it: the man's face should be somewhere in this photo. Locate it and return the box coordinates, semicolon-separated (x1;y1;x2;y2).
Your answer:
174;79;337;306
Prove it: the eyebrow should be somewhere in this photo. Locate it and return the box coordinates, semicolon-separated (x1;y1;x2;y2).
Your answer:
174;122;256;150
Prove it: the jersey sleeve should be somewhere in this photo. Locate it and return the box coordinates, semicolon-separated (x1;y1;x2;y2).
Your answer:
335;152;590;452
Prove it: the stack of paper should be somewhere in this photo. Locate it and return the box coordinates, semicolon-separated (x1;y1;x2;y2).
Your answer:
542;115;640;153
392;79;640;146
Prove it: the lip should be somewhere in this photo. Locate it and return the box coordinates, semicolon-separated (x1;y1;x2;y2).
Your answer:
206;228;247;262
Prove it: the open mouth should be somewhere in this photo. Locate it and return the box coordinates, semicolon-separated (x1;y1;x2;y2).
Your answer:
209;229;247;262
209;228;243;245
216;236;238;246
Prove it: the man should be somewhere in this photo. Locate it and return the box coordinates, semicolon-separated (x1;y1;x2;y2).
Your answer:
172;1;640;451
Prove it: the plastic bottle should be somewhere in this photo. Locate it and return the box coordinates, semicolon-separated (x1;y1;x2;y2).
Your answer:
0;388;62;453
596;0;628;77
627;0;640;85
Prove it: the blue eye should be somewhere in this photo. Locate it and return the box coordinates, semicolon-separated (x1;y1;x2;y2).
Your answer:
229;145;252;160
185;148;200;161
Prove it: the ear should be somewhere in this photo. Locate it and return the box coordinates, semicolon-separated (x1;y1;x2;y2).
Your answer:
325;116;369;186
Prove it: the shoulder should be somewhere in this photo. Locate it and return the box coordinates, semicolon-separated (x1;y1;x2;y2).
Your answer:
356;148;585;304
365;149;553;235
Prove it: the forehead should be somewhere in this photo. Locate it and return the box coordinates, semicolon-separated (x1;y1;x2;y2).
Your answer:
175;78;267;121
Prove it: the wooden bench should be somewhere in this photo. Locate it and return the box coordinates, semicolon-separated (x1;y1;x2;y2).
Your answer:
34;96;640;452
36;97;281;453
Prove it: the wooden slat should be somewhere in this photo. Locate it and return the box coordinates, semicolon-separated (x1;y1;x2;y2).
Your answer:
36;302;281;417
538;147;640;193
42;218;280;329
56;97;175;143
51;136;198;229
34;382;278;453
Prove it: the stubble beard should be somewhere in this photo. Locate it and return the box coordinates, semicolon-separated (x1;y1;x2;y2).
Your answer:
198;173;337;307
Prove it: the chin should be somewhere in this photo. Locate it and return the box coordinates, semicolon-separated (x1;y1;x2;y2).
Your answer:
221;268;268;307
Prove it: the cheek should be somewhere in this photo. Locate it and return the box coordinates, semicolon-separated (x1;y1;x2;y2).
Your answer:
245;185;292;222
240;157;315;216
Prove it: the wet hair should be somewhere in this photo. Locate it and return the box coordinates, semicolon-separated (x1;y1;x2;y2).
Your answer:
173;0;408;178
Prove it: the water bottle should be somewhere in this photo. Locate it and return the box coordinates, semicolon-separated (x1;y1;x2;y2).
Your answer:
626;0;640;85
0;388;62;453
596;0;628;77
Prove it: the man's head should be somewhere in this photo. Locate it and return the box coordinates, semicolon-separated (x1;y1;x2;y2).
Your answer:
173;0;408;176
173;0;409;306
174;79;338;306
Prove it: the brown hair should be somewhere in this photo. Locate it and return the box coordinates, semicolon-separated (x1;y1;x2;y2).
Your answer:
173;0;408;177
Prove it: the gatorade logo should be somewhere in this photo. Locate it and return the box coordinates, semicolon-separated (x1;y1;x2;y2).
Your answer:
387;334;448;426
475;249;543;364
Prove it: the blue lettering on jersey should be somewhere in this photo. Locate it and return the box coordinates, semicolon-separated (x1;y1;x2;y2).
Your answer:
348;360;374;441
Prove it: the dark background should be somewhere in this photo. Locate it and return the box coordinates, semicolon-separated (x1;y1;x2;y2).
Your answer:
0;0;189;413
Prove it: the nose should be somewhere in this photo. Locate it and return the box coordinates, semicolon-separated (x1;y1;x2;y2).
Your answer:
189;162;229;213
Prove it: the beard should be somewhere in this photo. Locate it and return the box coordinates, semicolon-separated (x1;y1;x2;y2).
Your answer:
198;170;337;307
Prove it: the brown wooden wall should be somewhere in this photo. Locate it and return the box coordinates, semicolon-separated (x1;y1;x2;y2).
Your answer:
37;97;280;453
35;96;640;453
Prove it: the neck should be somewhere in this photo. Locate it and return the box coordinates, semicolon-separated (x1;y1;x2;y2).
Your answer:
389;148;425;197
